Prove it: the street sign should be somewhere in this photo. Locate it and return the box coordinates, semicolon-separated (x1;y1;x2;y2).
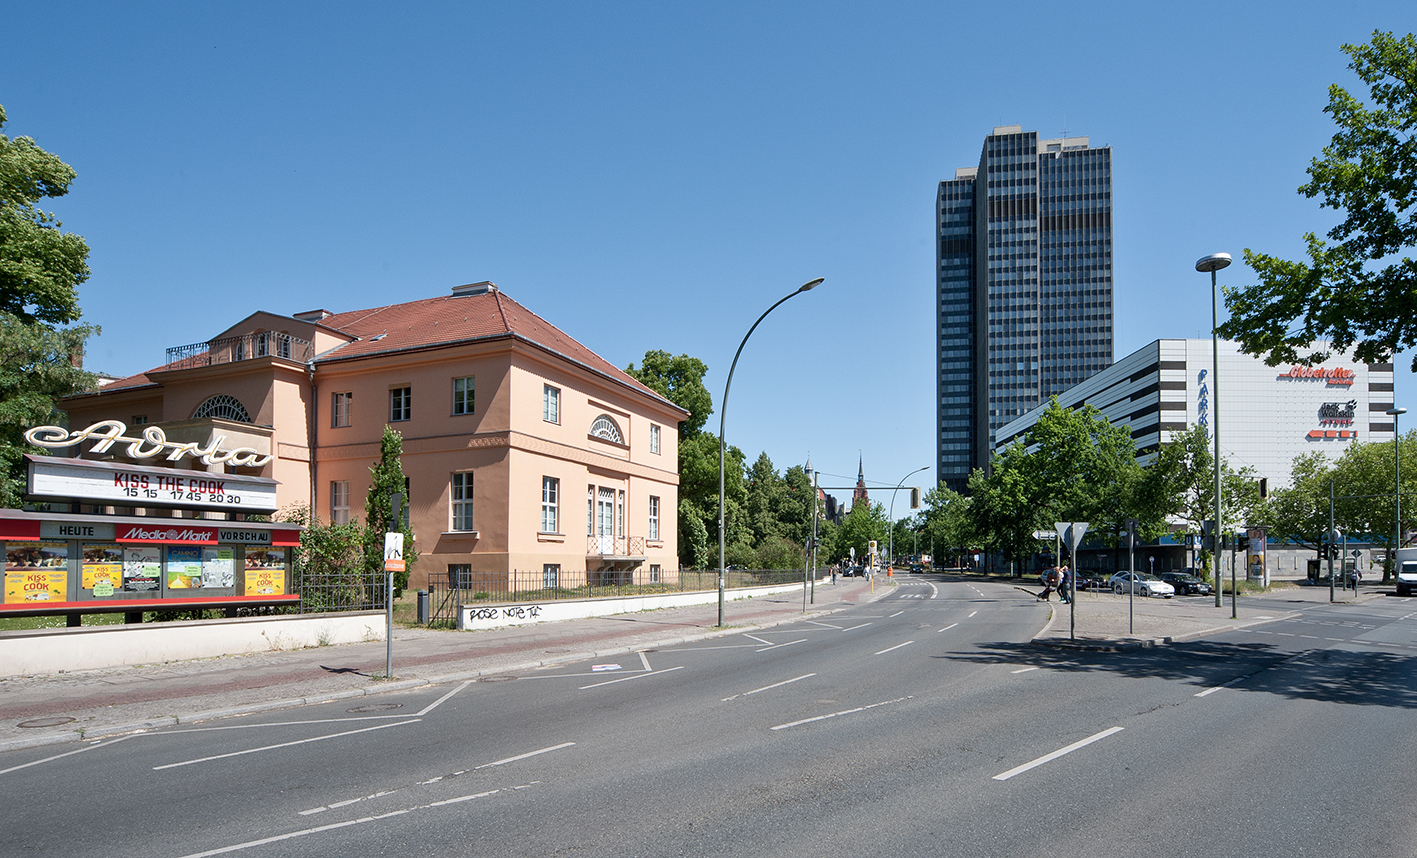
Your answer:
1033;530;1055;540
383;532;406;572
1053;521;1089;557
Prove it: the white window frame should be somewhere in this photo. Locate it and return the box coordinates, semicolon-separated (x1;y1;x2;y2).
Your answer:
389;386;411;422
330;480;350;525
650;424;660;454
453;376;475;416
648;495;660;541
543;385;560;424
543;564;560;589
332;391;352;427
451;472;474;531
541;476;560;533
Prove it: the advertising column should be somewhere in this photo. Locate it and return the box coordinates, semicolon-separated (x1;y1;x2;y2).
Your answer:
1247;526;1268;585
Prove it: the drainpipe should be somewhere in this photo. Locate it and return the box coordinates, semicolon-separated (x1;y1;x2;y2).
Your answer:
308;361;317;523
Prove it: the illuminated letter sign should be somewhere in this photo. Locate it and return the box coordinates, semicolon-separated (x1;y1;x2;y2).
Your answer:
24;420;274;467
1280;366;1355;386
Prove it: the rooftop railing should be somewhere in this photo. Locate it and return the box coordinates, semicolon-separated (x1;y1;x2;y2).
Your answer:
166;332;313;369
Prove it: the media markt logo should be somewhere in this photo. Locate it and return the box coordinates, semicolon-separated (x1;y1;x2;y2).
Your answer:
123;526;216;542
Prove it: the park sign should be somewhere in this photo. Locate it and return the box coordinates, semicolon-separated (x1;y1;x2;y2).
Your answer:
25;455;279;514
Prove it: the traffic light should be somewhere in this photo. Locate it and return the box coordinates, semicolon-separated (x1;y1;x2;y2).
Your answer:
1201;519;1216;552
910;487;920;509
1236;532;1250;551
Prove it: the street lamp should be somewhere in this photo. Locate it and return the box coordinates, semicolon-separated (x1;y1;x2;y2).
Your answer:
719;278;824;626
1197;252;1231;608
1389;406;1407;578
887;466;928;568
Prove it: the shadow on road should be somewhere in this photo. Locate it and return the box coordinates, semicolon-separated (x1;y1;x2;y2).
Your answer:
939;639;1417;710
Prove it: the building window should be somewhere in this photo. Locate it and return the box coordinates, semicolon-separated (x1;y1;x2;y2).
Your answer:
650;424;660;454
587;485;595;535
276;333;292;359
541;477;559;533
618;489;625;537
332;392;352;427
544;385;560;424
451;472;474;531
390;387;411;422
649;495;660;541
453;376;475;415
543;564;560;589
649;564;662;584
132;414;149;426
330;480;350;525
590;414;624;444
448;563;473;589
193;394;252;423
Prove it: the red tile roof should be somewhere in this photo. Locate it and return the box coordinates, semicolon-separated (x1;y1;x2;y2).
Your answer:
315;289;680;412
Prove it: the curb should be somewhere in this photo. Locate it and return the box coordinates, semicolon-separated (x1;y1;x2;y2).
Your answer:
1032;612;1298;651
0;590;887;754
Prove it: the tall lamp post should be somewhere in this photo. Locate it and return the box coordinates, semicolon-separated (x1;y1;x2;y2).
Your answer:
1197;252;1231;608
887;466;928;567
1389;406;1407;578
719;278;824;626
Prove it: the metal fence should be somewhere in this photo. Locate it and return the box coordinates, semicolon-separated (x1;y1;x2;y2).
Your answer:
426;567;824;627
166;331;314;368
292;567;386;613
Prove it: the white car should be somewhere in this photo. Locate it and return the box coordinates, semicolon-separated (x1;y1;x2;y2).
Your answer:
1108;571;1175;598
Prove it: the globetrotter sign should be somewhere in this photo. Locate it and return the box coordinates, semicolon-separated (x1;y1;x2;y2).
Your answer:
1280;366;1355;386
24;420;274;467
25;456;280;513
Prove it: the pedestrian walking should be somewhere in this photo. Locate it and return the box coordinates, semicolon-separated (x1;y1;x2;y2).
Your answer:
1039;567;1060;602
1058;565;1072;604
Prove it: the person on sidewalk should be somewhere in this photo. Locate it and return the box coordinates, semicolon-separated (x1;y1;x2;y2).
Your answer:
1039;567;1060;602
1058;565;1072;604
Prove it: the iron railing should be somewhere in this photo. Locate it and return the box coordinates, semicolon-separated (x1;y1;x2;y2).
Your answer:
427;567;823;626
584;535;647;557
166;331;314;369
292;567;385;613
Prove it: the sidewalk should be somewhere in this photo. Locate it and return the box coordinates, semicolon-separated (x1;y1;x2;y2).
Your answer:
1030;579;1386;649
0;579;883;753
0;577;1388;753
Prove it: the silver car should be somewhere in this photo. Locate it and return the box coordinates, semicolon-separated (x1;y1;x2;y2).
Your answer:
1108;571;1175;598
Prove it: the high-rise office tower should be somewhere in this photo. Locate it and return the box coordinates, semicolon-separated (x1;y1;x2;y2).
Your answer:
936;125;1114;492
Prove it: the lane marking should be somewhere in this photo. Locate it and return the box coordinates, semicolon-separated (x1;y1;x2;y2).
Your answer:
579;665;685;689
179;783;538;857
639;651;652;671
417;680;472;716
938;622;959;633
770;696;912;731
1195;675;1245;697
889;610;905;618
756;638;807;652
840;623;873;632
474;741;576;769
154;720;419;770
874;641;914;655
992;727;1124;781
744;634;773;645
968;611;979;618
722;673;816;701
1011;667;1039;674
0;735;135;776
805;620;843;629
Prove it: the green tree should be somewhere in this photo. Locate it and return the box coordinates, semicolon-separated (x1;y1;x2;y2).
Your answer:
1218;32;1417;370
920;485;973;566
0;104;97;506
362;426;417;596
625;350;712;436
833;500;889;565
282;505;370;611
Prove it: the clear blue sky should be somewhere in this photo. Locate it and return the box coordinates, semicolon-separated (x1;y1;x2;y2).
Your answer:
3;2;1413;508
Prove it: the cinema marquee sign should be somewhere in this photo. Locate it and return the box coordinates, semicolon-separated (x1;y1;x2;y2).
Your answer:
24;420;274;467
25;456;279;513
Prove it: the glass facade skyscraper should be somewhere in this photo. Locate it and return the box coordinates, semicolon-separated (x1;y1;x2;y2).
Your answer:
935;125;1114;492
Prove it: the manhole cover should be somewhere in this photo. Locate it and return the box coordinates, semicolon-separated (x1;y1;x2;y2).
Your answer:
477;675;518;683
18;717;75;728
346;703;404;713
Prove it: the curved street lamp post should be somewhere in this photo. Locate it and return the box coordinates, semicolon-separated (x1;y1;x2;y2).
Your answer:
1197;252;1231;608
719;278;824;626
887;466;928;568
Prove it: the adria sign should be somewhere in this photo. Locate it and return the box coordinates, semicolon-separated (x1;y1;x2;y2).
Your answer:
117;524;218;544
1280;366;1355;385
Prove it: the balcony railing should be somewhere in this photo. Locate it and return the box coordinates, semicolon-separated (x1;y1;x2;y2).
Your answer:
166;332;313;369
586;535;647;558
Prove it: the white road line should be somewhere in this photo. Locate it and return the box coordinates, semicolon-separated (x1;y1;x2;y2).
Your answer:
889;610;905;618
744;634;773;645
938;622;959;633
805;620;843;629
154;720;419;770
474;741;575;769
770;696;912;731
840;623;872;632
722;673;816;701
992;727;1124;781
639;651;652;671
1195;675;1246;697
756;638;807;652
874;641;914;655
1011;667;1039;674
578;665;685;689
416;680;473;716
968;611;978;618
178;783;538;858
0;735;134;776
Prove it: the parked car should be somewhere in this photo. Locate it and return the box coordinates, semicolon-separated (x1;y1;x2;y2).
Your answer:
1158;571;1213;596
1108;571;1175;598
1073;572;1107;591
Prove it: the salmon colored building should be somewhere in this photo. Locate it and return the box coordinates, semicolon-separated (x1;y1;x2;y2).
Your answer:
59;282;686;591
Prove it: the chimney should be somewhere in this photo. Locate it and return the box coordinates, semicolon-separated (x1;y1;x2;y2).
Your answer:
451;281;497;297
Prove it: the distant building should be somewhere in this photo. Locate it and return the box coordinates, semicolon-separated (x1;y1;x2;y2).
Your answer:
937;125;1114;492
54;282;687;594
993;339;1396;491
852;456;870;510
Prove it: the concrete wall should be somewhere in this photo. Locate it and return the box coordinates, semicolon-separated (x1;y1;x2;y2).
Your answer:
457;582;805;630
0;612;384;678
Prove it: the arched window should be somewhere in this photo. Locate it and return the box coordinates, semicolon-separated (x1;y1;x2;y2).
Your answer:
589;414;624;444
193;394;252;423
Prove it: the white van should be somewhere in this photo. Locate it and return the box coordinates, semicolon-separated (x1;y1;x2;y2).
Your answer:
1394;547;1417;597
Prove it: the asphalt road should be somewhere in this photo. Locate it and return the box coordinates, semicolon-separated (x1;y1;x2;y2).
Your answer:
3;577;1415;857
